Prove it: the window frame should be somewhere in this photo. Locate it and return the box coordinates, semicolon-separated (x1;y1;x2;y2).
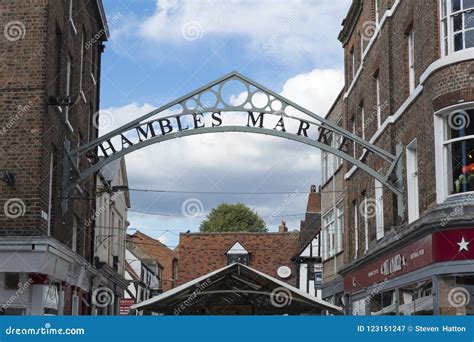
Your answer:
336;201;344;254
408;29;416;94
374;178;384;240
375;74;381;128
434;102;474;202
322;209;335;260
406;139;420;223
362;193;370;252
353;200;359;259
440;0;474;56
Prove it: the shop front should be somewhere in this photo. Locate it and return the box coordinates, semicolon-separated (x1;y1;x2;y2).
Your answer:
344;228;474;316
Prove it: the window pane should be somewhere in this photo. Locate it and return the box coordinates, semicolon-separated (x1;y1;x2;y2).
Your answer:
466;12;474;29
449;139;474;194
448;109;474;140
442;0;447;17
453;0;461;11
454;13;463;31
454;32;464;50
464;0;474;9
399;280;433;315
466;29;474;48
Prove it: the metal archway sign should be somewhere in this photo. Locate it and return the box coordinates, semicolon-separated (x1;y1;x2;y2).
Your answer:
62;71;404;216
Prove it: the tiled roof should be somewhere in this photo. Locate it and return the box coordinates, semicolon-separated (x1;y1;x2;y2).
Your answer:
177;232;300;287
127;231;177;291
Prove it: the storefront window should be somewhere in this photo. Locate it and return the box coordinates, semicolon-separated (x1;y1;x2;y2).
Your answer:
370;290;396;315
444;109;474;194
399;279;434;315
352;298;366;315
438;275;474;315
441;0;474;55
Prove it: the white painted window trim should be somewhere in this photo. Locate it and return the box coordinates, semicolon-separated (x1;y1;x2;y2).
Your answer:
406;138;420;222
440;0;474;55
69;0;77;35
336;201;344;253
353;201;359;259
345;51;474;181
363;194;369;252
374;0;379;24
374;177;384;240
434;101;474;203
90;72;97;85
408;29;416;94
344;0;402;100
65;55;73;133
322;209;335;260
375;75;381;128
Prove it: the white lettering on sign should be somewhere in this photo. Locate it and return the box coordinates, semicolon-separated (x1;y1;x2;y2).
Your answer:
410;249;425;260
368;269;379;277
381;254;406;275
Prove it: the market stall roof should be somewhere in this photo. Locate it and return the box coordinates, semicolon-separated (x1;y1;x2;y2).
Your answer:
131;263;342;315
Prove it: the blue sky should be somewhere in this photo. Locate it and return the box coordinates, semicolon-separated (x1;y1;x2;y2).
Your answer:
99;0;350;247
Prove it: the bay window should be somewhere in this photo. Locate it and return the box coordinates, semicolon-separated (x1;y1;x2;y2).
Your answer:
441;0;474;55
443;108;474;195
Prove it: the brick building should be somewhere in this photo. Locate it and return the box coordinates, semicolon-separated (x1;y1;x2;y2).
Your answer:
127;231;178;292
132;230;342;315
177;231;300;286
0;0;108;315
320;0;474;315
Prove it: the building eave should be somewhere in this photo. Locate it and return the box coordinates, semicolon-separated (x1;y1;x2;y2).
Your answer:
338;0;363;46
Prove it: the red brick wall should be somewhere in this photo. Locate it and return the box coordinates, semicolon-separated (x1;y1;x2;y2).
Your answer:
338;0;474;265
0;0;105;262
177;233;300;286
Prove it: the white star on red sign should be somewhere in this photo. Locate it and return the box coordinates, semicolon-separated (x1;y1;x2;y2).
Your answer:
457;237;471;252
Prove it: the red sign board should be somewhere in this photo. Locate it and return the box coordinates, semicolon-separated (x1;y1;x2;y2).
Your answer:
344;228;474;293
120;299;135;315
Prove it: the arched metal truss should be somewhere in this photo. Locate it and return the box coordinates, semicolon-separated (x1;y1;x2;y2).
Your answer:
62;71;404;216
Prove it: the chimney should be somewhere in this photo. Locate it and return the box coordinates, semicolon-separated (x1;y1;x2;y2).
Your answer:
278;220;288;233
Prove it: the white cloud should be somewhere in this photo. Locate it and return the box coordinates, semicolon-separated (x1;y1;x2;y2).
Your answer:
281;69;344;116
136;0;351;63
102;67;343;233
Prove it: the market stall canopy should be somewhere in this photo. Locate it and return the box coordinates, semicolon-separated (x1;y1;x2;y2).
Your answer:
131;263;342;315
